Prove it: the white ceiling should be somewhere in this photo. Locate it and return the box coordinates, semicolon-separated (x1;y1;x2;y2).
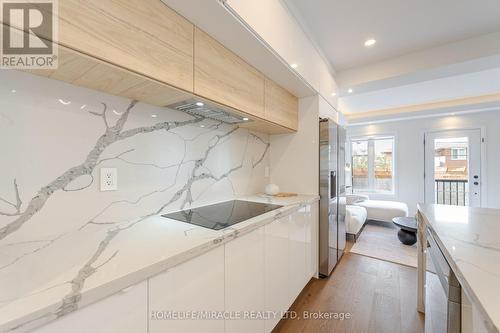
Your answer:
339;68;500;114
286;0;500;71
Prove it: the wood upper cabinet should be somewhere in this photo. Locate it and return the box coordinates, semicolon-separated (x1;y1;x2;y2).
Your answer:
5;0;299;133
194;27;265;118
264;79;299;131
26;46;191;107
43;0;194;91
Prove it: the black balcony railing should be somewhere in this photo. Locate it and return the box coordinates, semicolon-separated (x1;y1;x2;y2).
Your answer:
435;179;468;206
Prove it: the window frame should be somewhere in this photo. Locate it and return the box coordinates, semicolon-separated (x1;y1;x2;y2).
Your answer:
451;147;467;161
350;135;396;196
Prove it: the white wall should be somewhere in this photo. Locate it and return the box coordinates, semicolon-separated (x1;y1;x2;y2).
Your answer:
347;110;500;215
319;95;342;124
269;94;342;194
270;95;319;195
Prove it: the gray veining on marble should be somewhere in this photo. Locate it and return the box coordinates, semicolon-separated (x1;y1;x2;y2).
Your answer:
0;100;208;241
0;70;293;332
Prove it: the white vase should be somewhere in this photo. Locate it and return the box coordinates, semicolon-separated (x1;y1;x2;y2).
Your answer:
264;184;279;196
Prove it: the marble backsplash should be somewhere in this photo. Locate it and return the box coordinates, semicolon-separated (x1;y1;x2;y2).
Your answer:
0;70;270;308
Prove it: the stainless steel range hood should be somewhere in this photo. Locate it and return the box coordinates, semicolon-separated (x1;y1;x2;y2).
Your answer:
164;97;252;124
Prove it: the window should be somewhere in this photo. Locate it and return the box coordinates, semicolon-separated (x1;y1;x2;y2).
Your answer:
351;136;395;194
451;148;467;160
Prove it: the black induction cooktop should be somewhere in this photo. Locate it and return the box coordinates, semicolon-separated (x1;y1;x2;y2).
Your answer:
162;200;283;230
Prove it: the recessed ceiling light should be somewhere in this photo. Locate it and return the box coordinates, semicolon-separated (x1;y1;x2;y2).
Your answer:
200;124;205;128
242;117;249;121
331;92;337;97
151;114;158;118
290;63;298;69
195;102;204;107
364;39;376;47
348;88;353;94
11;89;16;93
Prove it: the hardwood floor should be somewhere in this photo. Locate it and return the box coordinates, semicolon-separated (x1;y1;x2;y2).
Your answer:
273;249;424;333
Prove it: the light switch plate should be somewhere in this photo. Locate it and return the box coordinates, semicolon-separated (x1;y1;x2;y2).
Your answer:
100;168;117;191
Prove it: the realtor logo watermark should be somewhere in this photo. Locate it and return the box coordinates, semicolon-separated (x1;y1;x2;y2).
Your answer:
1;0;58;69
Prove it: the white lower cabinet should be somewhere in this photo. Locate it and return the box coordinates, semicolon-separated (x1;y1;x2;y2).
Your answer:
34;280;148;333
31;203;316;333
264;215;290;331
224;227;266;333
289;206;308;301
148;246;225;333
304;203;316;280
263;204;315;333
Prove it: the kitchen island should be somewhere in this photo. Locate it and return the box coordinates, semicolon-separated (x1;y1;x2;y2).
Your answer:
417;204;500;333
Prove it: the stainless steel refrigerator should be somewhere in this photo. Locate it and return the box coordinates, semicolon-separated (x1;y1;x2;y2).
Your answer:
319;118;346;277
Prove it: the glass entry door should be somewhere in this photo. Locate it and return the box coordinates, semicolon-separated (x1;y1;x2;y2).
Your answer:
424;129;481;207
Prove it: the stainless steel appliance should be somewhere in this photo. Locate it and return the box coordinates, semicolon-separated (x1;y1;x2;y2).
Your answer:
319;118;346;277
162;200;282;230
425;228;461;333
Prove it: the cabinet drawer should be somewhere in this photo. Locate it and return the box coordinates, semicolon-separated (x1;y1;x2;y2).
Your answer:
194;27;265;118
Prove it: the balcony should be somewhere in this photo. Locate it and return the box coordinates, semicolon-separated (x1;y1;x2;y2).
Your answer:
435;179;468;206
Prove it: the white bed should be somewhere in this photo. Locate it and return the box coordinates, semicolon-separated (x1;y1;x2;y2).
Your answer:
346;205;368;238
345;194;409;240
353;199;408;223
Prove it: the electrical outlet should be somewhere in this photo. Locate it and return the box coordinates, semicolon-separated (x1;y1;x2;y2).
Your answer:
100;168;117;191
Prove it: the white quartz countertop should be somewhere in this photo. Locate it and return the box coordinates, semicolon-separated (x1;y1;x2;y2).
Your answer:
0;194;318;333
417;203;500;333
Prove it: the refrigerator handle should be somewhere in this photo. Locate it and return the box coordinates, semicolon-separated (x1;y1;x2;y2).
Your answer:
330;171;337;199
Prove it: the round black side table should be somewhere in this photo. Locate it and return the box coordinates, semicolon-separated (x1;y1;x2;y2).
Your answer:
392;216;417;246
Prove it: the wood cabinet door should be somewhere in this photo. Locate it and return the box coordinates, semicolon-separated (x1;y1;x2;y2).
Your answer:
39;0;194;91
194;27;265;118
264;79;298;130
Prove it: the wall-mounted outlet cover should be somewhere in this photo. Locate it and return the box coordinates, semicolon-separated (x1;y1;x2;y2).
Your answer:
100;168;117;191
